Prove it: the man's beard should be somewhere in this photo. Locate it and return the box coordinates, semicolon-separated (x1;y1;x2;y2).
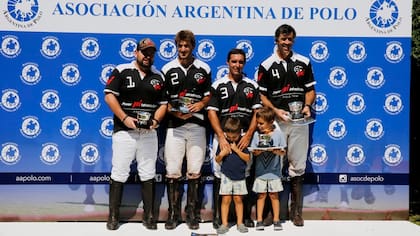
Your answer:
136;58;151;72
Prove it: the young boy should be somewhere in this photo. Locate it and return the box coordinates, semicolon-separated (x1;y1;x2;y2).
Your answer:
250;107;287;231
215;117;251;234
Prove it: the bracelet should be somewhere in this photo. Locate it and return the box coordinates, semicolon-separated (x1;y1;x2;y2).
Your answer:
152;118;160;125
121;115;129;122
305;104;312;109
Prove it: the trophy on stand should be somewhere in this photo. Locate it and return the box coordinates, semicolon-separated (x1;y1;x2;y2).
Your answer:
171;96;204;120
258;134;272;147
136;111;151;129
288;101;304;120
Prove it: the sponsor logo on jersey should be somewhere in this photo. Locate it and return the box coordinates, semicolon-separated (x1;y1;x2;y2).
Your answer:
61;63;81;86
99;117;113;139
40;36;61;59
1;89;21;112
310;40;329;63
80;90;100;113
40;143;61;165
346;92;366;115
1;35;21;58
80;37;100;60
3;0;42;28
20;62;41;85
314;93;328;115
383;144;402;167
309;144;328;166
328;67;347;88
365;67;385;89
365;0;401;34
158;39;177;61
236;40;254;61
384;41;404;63
119;38;137;60
384;93;403;115
327;118;347;140
80;143;100;165
40;89;61;112
196;39;216;62
1;142;21;165
20;115;41;138
346;144;365;166
60;116;81;139
347;41;367;63
365;118;384;140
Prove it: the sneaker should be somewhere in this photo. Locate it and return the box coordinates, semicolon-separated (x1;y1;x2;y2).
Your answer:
244;218;255;227
216;225;229;235
256;221;264;231
273;221;283;231
237;224;249;233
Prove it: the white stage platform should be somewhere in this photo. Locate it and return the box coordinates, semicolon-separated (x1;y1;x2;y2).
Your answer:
1;221;419;236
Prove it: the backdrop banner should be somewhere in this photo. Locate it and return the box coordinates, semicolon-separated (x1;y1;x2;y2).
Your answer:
0;0;411;221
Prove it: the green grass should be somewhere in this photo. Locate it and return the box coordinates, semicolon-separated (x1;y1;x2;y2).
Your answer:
409;215;420;226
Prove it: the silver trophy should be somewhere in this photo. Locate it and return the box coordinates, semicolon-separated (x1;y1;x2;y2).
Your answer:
288;101;304;120
258;134;272;147
136;111;151;128
178;96;193;113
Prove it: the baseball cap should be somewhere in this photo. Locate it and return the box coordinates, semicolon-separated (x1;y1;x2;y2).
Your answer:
138;38;157;52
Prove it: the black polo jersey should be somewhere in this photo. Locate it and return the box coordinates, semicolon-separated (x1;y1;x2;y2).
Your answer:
161;58;211;128
104;61;166;132
207;76;262;131
257;51;316;111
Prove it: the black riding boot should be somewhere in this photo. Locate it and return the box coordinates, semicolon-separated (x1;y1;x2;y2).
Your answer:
106;179;123;230
165;178;181;230
186;178;200;230
212;176;222;229
142;179;157;230
290;176;304;226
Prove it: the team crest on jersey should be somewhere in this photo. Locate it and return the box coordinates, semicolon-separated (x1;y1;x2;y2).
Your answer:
243;87;254;99
310;40;329;63
151;79;162;90
158;39;177;61
385;41;404;63
20;115;41;138
383;144;402;167
80;143;100;165
314;93;328;114
1;89;21;112
100;64;115;85
100;116;113;139
40;143;61;165
40;89;61;112
236;40;254;61
1;35;21;58
346;144;365;166
40;36;61;59
20;62;41;85
365;67;385;89
365;118;384;140
80;37;100;60
61;63;81;86
347;41;367;63
120;38;137;60
327;118;347;140
366;0;401;34
216;66;229;81
60;116;81;139
384;93;403;115
293;65;305;78
346;93;366;115
309;144;328;166
80;90;100;113
196;39;216;62
328;67;347;88
1;142;21;165
3;0;42;29
194;72;206;84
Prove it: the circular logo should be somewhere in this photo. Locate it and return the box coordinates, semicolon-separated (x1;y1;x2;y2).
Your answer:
314;93;328;114
158;39;177;61
310;40;329;63
99;117;113;138
80;143;100;165
20;116;41;138
40;89;61;112
327;118;347;140
40;143;61;165
346;145;365;166
347;41;367;63
80;37;100;60
384;93;403;115
7;0;40;22
365;119;384;140
366;67;385;89
40;36;61;59
197;39;216;61
328;67;347;88
100;64;115;85
309;144;328;166
216;65;229;80
1;142;21;165
119;38;137;60
1;89;21;111
60;116;81;139
369;0;399;29
80;90;100;113
346;93;366;115
236;40;254;61
385;41;404;63
21;63;41;85
61;64;81;86
1;35;21;58
383;144;402;167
